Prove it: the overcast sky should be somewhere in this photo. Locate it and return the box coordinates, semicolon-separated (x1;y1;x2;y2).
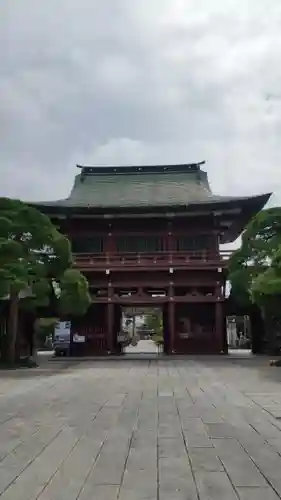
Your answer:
1;0;281;208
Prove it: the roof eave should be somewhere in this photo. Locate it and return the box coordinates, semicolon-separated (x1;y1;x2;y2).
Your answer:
220;192;271;243
28;192;271;215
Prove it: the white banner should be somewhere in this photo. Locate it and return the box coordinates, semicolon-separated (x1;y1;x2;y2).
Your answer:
73;334;85;343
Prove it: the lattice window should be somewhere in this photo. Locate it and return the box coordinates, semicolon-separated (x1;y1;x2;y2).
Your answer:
71;236;103;253
116;236;164;252
176;235;210;251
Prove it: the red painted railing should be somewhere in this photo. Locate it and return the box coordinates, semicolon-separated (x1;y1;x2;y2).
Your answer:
74;250;232;269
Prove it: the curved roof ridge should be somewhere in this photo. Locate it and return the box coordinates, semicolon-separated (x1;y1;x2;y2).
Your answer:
76;162;206;176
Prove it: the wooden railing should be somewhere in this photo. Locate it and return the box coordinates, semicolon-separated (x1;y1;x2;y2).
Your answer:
90;294;220;304
74;250;232;269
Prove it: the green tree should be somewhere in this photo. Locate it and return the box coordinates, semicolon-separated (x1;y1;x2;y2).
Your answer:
34;317;57;347
250;247;281;353
58;269;90;317
143;308;164;350
229;208;281;305
229;207;281;353
0;198;91;364
144;308;163;336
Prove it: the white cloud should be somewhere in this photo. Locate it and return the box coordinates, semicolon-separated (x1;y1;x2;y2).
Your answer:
0;0;280;213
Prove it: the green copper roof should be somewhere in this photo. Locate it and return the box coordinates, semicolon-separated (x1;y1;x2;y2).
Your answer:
34;163;270;210
69;165;215;207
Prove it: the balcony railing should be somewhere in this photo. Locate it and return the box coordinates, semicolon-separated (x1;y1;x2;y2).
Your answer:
74;250;232;270
90;294;220;303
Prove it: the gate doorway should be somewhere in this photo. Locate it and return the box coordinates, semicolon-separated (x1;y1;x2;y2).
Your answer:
227;315;251;350
118;306;165;356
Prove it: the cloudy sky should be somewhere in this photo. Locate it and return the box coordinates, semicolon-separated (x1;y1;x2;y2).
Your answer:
1;0;281;206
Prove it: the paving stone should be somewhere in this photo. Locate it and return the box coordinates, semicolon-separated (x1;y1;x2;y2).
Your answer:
159;457;197;498
194;471;238;500
250;419;281;439
240;440;281;480
267;437;281;453
183;430;214;448
267;478;281;497
158;437;187;458
200;410;226;424
0;427;79;500
0;425;63;494
104;394;127;407
189;447;224;472
236;486;280;500
78;484;119;500
1;355;281;499
158;424;182;438
37;435;104;500
125;448;157;468
214;439;268;487
121;469;157;498
205;423;237;439
85;455;128;486
177;404;206;418
131;431;157;449
180;417;207;433
119;492;157;500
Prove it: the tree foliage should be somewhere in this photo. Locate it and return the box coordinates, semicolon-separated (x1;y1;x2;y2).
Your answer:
251;248;281;310
35;317;58;346
229;208;281;306
0;198;91;363
144;308;163;337
58;269;91;317
0;198;71;295
229;207;281;353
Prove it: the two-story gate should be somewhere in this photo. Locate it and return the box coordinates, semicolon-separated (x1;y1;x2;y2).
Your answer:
30;162;270;355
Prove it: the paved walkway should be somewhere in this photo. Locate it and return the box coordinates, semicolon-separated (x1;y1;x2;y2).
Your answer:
1;357;281;499
125;339;158;355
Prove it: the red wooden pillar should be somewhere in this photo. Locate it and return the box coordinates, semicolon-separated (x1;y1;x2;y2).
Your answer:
107;283;114;354
168;284;175;354
167;220;173;263
215;300;224;353
104;222;114;255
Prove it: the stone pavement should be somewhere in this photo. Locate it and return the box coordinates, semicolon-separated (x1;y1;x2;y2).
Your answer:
125;339;158;355
0;357;281;499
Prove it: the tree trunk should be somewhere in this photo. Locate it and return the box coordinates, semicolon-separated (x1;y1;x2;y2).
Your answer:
0;302;9;361
22;311;36;359
7;293;19;364
267;321;277;355
262;306;278;355
251;306;265;354
31;319;38;363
